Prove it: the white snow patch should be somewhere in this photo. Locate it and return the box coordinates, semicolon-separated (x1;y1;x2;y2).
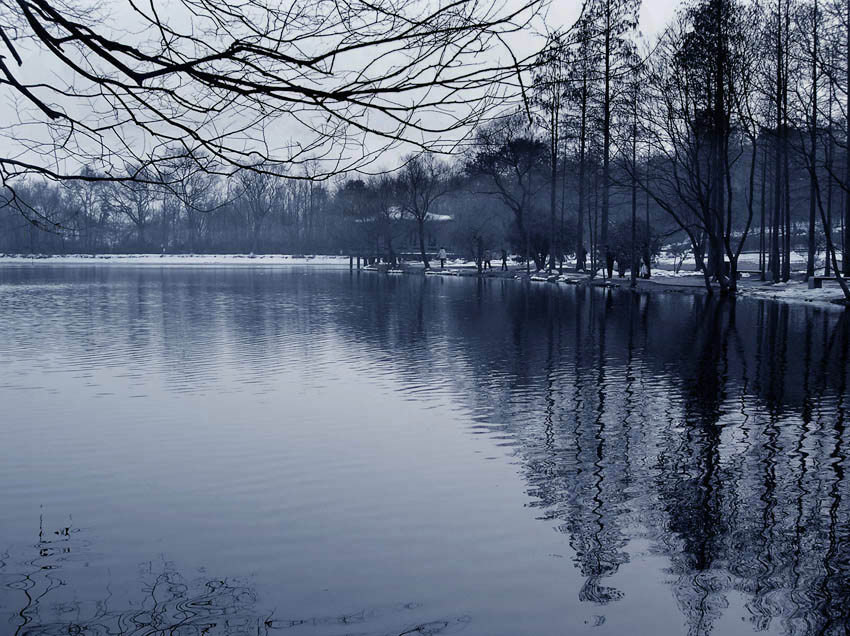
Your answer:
743;282;846;310
650;269;704;278
655;250;811;270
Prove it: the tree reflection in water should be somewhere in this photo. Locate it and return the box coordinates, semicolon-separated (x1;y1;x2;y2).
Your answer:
3;270;850;635
443;287;850;636
340;278;850;634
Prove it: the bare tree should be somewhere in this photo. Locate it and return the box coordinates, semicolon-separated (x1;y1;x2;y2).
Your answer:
162;155;218;252
584;0;641;278
532;30;571;272
562;17;600;273
844;0;850;276
0;0;544;196
467;114;548;271
398;153;453;269
642;0;760;294
63;165;106;251
768;0;795;282
337;175;401;264
101;168;159;247
801;0;822;279
233;166;285;253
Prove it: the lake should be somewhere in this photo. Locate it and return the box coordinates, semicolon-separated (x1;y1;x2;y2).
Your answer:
1;265;848;636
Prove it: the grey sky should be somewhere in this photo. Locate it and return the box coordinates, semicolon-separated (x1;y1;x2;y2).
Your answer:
545;0;683;39
3;0;688;179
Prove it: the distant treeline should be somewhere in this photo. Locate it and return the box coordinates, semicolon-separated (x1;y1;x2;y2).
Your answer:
4;0;850;298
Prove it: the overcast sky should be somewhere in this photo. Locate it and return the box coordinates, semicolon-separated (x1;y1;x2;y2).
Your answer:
546;0;683;40
3;0;688;179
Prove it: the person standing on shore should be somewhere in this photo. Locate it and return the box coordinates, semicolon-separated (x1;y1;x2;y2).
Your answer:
501;249;508;271
484;249;492;270
438;247;447;269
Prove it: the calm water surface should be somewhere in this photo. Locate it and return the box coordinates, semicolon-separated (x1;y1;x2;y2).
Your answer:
1;266;848;636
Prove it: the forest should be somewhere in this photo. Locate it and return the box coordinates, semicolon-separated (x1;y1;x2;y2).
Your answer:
3;0;850;297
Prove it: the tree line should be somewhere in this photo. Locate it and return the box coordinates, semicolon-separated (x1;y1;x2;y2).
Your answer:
4;0;850;300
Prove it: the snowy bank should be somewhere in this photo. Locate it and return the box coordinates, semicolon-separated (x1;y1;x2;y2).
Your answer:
741;281;847;311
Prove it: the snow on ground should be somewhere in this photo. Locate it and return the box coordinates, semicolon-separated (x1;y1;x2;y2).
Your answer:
741;281;846;310
0;253;353;266
655;250;811;270
649;269;704;278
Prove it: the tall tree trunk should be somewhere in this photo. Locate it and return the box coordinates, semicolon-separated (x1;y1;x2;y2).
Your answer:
713;22;730;293
591;168;599;277
772;6;782;284
783;126;792;280
601;10;611;278
418;218;430;269
576;75;588;273
550;142;558;271
772;135;781;282
517;215;530;274
807;0;819;279
827;69;835;277
811;132;850;301
630;88;638;288
560;137;568;271
644;170;651;278
760;138;768;280
781;0;792;282
845;0;850;275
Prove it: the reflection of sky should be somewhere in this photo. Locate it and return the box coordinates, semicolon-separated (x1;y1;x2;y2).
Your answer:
1;266;847;636
0;266;625;635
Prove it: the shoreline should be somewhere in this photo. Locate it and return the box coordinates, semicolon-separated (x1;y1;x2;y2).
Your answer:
2;253;846;310
0;253;353;266
598;273;849;311
390;260;849;311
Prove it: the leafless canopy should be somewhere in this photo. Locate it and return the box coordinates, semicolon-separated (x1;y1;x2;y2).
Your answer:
0;0;545;186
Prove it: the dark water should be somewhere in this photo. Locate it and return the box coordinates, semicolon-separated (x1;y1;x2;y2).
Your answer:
1;266;848;636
